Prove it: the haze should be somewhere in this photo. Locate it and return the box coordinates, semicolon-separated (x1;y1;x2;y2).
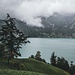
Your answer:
0;0;75;26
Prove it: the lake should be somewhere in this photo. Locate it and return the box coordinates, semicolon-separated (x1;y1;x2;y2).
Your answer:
20;38;75;64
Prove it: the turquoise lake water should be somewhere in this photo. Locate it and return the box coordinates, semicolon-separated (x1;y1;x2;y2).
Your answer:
20;38;75;64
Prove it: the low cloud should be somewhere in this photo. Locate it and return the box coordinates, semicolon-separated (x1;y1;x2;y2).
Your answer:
0;0;75;27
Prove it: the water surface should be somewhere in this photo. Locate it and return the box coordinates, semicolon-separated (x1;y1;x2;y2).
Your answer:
20;38;75;64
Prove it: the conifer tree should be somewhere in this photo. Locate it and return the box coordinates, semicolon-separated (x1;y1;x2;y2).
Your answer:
57;57;69;71
0;14;29;59
50;52;57;66
35;51;41;60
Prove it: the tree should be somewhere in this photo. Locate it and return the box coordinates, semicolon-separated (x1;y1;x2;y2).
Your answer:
35;51;46;63
30;55;35;58
42;59;46;63
0;44;5;57
69;61;75;75
70;61;73;66
57;57;69;72
56;57;61;67
50;52;57;66
35;51;41;60
0;14;29;59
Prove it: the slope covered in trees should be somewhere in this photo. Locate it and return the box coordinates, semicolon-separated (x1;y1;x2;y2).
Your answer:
0;13;75;38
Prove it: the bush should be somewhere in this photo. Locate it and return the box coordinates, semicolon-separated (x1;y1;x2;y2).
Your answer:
10;60;25;70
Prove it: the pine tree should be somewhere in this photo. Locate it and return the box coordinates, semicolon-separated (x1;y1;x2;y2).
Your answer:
50;52;57;66
57;57;69;71
0;14;29;59
35;51;41;60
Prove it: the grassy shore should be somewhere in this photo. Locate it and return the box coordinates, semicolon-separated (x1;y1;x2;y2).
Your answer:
0;58;71;75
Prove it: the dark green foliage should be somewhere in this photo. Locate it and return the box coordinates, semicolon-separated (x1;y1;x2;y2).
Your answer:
35;58;46;63
0;44;5;57
10;60;25;70
70;65;75;75
35;51;46;63
0;14;29;58
50;52;57;66
69;61;75;75
30;55;35;58
42;59;46;63
35;51;41;59
30;52;46;63
56;57;69;71
50;52;75;75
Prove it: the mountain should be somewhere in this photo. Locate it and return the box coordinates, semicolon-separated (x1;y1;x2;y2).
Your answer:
40;12;75;38
0;12;75;38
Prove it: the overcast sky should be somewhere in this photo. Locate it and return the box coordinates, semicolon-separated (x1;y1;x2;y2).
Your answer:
0;0;75;27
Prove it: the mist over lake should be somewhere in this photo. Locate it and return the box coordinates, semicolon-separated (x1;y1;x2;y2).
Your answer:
20;38;75;64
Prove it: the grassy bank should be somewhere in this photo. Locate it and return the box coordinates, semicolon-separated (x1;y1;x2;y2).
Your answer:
0;58;70;75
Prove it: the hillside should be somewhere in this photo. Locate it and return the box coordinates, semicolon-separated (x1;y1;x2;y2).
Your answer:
0;58;70;75
1;13;75;38
13;13;75;38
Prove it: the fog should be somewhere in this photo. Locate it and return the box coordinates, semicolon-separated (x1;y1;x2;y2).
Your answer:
0;0;75;26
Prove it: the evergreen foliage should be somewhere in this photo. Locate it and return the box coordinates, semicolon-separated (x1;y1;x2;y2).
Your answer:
30;51;46;63
35;51;41;60
0;44;5;57
50;52;75;75
0;14;29;58
70;61;75;75
57;57;69;71
50;52;57;66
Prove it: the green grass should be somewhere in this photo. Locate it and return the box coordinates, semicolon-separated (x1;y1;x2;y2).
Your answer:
0;58;71;75
0;69;48;75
